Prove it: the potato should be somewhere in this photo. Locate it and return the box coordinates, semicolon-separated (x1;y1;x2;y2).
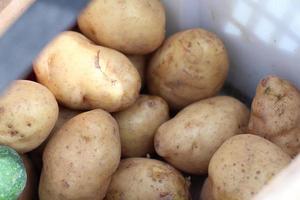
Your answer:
105;158;190;200
208;134;291;200
0;80;58;153
127;55;146;86
200;178;214;200
30;106;81;171
147;28;229;109
33;31;141;112
248;75;300;157
154;96;249;174
39;109;121;200
78;0;166;55
19;155;37;200
114;95;169;157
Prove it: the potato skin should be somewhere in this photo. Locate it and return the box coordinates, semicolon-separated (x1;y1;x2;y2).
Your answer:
248;75;300;157
200;178;214;200
105;158;190;200
19;155;37;200
30;107;81;172
154;96;249;174
33;31;141;112
114;95;169;157
147;29;229;109
0;80;58;153
78;0;166;55
39;109;121;200
127;55;146;86
208;134;291;200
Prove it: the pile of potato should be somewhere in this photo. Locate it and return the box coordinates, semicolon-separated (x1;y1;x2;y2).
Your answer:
0;0;300;200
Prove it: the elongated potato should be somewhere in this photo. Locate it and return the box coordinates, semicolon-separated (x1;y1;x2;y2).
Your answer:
248;75;300;157
33;31;141;112
39;109;121;200
154;96;249;174
114;95;169;157
78;0;166;54
19;155;37;200
105;158;190;200
148;28;229;109
209;134;291;200
0;80;58;153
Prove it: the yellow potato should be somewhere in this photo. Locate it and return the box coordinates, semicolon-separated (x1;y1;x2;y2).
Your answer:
78;0;166;54
39;109;121;200
105;158;190;200
147;28;229;109
154;96;249;174
31;106;81;171
33;31;141;112
208;134;291;200
114;95;169;157
200;178;214;200
248;75;300;157
0;80;58;153
19;155;37;200
127;55;146;86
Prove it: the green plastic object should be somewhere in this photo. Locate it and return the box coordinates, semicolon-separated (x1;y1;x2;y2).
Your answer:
0;145;27;200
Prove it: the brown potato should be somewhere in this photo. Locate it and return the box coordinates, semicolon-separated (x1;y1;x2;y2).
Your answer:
39;109;121;200
127;55;146;86
78;0;166;54
209;134;291;200
147;28;229;109
19;155;37;200
154;96;249;174
248;75;300;157
0;80;58;153
33;31;141;112
114;95;169;157
200;178;214;200
105;158;190;200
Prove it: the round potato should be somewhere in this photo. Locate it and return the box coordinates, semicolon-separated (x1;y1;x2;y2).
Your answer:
208;134;291;200
127;55;146;86
114;95;169;157
19;155;37;200
30;106;81;172
147;28;229;109
200;178;214;200
78;0;166;55
248;75;300;157
39;109;121;200
154;96;249;174
33;31;141;112
105;158;190;200
0;80;58;153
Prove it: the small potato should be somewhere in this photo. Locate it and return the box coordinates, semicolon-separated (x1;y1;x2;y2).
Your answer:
19;155;37;200
127;55;146;85
114;95;169;157
105;158;190;200
209;134;291;200
200;178;214;200
0;80;58;153
30;106;81;171
147;28;229;109
154;96;249;174
248;75;300;157
39;109;121;200
78;0;166;54
34;31;141;112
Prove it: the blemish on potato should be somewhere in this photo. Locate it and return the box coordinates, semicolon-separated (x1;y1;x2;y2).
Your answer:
61;180;70;188
0;107;4;113
7;124;13;128
81;135;91;143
